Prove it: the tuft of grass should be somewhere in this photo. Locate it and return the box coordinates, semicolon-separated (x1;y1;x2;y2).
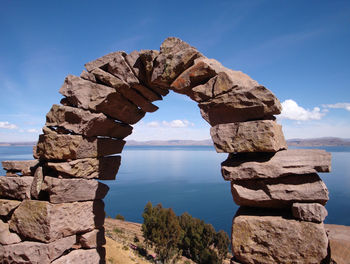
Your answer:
113;227;124;234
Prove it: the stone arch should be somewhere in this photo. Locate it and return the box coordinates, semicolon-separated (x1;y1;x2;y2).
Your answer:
0;37;331;263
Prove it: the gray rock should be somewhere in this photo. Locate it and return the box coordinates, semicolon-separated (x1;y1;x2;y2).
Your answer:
210;120;287;153
0;176;33;200
51;248;103;264
35;130;125;160
292;203;328;223
30;166;44;199
231;174;329;208
42;176;109;203
78;228;105;249
222;149;331;181
46;104;133;138
0;199;21;216
59;75;145;124
1;160;38;176
232;213;329;264
0;219;21;245
46;156;121;180
0;235;76;264
199;85;282;126
9;200;104;242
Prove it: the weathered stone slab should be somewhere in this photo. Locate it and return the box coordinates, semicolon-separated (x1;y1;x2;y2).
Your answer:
199;85;282;126
9;200;104;242
42;176;109;203
133;83;162;102
232;212;329;264
1;160;38;176
0;199;21;216
292;203;328;223
231;174;329;208
35;130;125;160
80;70;96;82
46;156;121;180
0;176;33;200
85;51;122;72
30;166;44;199
151;37;202;88
78;228;105;249
59;75;145;124
0;219;21;245
222;149;331;181
211;120;287;153
106;51;139;84
92;68;158;112
46;104;133;138
51;248;103;264
0;235;76;264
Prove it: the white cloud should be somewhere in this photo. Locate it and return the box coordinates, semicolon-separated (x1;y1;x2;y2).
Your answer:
162;120;194;128
146;121;160;128
323;103;350;111
279;99;324;121
0;121;18;129
27;128;39;133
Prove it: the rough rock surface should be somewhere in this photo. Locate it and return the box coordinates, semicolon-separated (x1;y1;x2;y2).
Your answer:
151;37;202;88
0;219;21;245
199;85;282;126
232;213;329;264
0;176;33;200
292;202;328;223
59;75;145;124
106;51;139;84
42;176;109;203
46;156;121;180
78;228;106;249
231;174;329;208
80;69;96;82
85;51;123;72
222;149;331;181
46;104;133;138
35;130;125;160
1;160;38;176
9;200;104;242
30;166;44;199
0;199;21;216
211;120;287;153
51;248;103;264
0;235;76;264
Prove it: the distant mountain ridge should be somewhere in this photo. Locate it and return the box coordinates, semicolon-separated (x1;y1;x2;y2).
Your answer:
1;137;350;147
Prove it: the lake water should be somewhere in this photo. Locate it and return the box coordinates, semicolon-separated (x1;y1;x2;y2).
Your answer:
1;145;349;235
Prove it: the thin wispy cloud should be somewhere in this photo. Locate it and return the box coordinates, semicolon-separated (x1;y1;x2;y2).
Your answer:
26;128;39;133
323;103;350;112
279;99;325;121
0;121;18;129
146;120;194;128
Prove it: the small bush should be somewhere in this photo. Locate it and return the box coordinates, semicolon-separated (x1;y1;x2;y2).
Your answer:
115;214;125;221
113;227;124;234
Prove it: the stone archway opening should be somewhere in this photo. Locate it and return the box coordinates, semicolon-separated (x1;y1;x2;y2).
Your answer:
0;37;331;263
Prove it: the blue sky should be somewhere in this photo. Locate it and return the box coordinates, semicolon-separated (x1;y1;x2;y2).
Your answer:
0;0;349;142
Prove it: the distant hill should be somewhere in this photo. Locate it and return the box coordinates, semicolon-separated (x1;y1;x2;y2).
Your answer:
0;141;36;147
286;137;350;147
126;139;213;146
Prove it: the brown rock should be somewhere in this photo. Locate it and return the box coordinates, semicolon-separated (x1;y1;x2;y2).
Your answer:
9;200;104;242
132;83;163;102
0;235;76;264
292;203;328;223
78;228;106;248
1;160;38;176
51;248;103;264
0;199;21;216
199;85;282;126
210;120;287;153
30;166;44;199
85;51;122;72
35;130;125;160
232;213;329;264
46;104;132;138
42;176;109;203
106;51;139;84
46;156;121;180
80;70;96;82
325;224;350;264
222;149;331;181
0;176;33;200
151;37;202;88
231;174;329;208
0;219;21;245
59;75;145;124
92;68;158;112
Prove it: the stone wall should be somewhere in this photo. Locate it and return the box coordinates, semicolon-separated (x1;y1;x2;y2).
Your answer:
0;37;331;263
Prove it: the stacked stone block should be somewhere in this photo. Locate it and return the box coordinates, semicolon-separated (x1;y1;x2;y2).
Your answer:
0;37;331;263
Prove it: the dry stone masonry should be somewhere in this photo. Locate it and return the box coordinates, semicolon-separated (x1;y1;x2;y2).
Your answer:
0;37;332;263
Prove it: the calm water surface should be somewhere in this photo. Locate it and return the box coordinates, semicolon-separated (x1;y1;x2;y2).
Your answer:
1;145;349;235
